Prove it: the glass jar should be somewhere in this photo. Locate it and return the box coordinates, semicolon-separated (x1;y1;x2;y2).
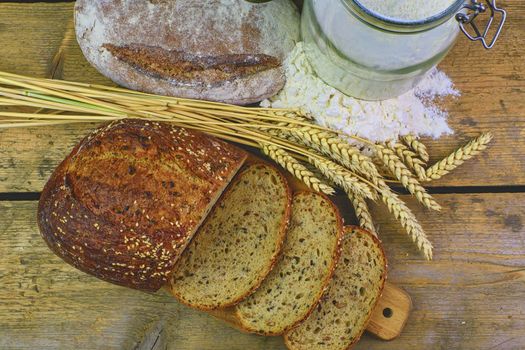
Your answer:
302;0;507;100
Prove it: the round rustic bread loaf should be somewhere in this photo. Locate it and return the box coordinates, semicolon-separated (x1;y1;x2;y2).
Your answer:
37;119;246;291
74;0;300;105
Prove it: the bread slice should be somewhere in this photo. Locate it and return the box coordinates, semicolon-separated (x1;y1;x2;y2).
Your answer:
233;191;343;335
284;226;387;350
168;163;291;310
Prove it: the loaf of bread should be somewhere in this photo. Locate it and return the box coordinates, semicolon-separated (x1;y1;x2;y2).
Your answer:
37;119;246;291
284;226;387;350
169;163;291;310
74;0;300;105
233;191;343;335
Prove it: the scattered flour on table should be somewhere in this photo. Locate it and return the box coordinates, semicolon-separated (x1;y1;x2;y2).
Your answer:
261;43;459;143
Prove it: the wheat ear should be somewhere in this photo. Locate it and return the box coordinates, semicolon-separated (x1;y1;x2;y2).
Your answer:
379;185;433;259
426;132;494;181
261;143;335;195
375;144;441;211
309;157;376;200
402;135;429;163
287;126;381;179
390;142;428;181
348;192;377;236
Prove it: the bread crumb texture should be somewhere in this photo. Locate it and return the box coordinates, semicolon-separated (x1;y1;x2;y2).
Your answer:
169;163;291;309
285;227;387;350
236;192;343;335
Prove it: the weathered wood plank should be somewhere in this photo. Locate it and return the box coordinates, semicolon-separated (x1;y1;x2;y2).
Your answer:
0;193;523;349
0;124;99;192
0;3;75;80
0;2;524;190
0;3;112;85
422;0;525;186
356;192;525;350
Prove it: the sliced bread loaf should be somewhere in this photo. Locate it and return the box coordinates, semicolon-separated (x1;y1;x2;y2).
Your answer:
168;163;291;310
233;191;343;335
284;226;387;350
37;119;246;291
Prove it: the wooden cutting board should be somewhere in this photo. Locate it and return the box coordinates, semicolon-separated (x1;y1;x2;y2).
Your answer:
213;154;414;341
208;281;411;341
367;282;412;340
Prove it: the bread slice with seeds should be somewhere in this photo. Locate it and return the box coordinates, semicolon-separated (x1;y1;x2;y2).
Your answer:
284;226;387;350
168;163;291;310
231;191;343;335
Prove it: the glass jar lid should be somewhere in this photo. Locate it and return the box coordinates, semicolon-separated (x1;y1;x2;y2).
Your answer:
344;0;507;49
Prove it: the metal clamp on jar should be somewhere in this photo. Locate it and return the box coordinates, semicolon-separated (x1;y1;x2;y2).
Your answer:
302;0;507;100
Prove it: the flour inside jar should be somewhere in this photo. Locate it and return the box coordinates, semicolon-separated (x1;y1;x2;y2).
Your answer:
357;0;460;21
305;0;464;99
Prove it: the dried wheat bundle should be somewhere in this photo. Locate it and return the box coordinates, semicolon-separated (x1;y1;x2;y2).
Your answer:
0;71;494;259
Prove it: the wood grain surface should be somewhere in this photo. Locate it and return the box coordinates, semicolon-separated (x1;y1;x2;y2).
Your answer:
0;1;524;350
1;194;523;350
0;2;524;189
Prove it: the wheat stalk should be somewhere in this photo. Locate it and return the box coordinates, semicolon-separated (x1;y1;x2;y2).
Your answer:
309;156;376;200
348;192;377;236
402;135;429;163
0;70;496;260
426;132;494;181
390;142;428;181
261;143;335;195
375;144;441;211
287;126;382;180
379;185;433;260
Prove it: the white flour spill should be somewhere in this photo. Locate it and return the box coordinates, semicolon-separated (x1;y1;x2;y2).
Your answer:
261;43;459;143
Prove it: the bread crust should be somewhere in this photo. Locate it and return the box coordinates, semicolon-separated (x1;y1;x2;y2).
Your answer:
283;225;388;350
168;162;292;310
74;0;300;105
37;119;246;291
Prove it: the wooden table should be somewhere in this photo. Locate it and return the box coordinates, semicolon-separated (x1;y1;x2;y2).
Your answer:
0;2;524;349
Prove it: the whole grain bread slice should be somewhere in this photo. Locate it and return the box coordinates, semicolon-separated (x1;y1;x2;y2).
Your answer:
168;163;291;310
233;191;343;335
284;226;387;350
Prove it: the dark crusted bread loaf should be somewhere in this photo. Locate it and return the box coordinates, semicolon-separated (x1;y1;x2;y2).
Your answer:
169;163;291;310
74;0;300;105
284;226;387;350
233;191;344;335
37;119;246;291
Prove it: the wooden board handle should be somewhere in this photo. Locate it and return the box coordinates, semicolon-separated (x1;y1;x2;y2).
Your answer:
365;282;412;340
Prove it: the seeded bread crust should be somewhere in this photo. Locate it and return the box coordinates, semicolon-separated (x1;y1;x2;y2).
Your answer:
232;191;344;336
37;119;246;291
169;162;292;310
284;226;387;350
